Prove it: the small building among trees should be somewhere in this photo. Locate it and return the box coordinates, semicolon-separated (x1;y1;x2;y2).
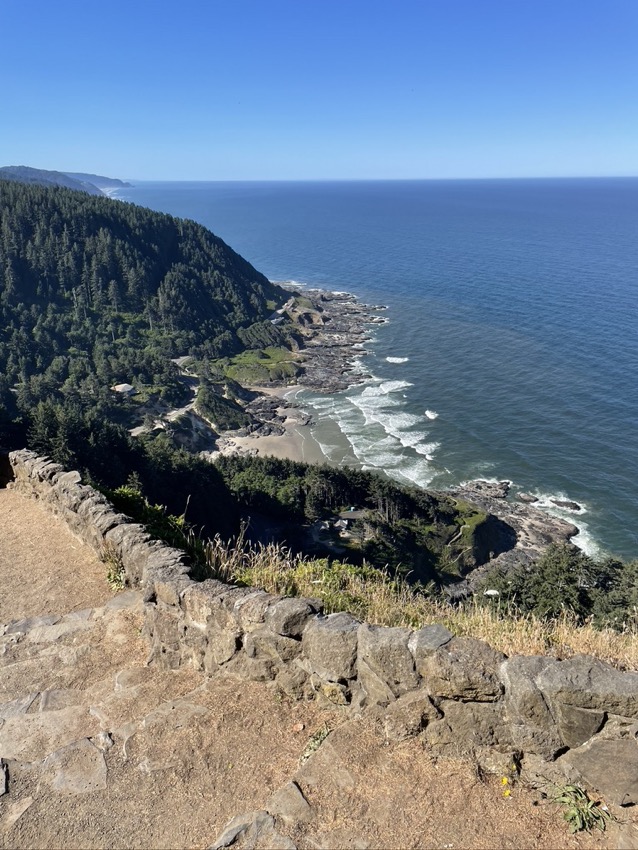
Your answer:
111;383;137;397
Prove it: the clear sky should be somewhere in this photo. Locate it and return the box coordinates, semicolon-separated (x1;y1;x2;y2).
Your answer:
2;0;637;180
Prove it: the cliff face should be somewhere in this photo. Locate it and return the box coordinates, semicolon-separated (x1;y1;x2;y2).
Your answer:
6;448;638;810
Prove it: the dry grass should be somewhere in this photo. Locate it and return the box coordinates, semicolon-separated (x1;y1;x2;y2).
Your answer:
203;533;638;670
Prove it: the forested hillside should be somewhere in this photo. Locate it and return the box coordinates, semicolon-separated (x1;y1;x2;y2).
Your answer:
0;166;105;195
0;179;284;421
0;179;286;533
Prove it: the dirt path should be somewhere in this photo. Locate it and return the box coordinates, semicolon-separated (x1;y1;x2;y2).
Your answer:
0;488;113;621
1;488;635;849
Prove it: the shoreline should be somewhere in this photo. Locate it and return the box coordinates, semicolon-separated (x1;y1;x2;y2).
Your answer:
212;286;385;464
209;286;595;568
215;387;328;465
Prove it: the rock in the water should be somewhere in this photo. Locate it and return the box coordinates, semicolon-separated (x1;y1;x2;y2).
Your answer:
551;499;582;511
462;480;511;499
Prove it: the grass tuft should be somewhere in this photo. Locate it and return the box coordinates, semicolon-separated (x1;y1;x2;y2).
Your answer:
210;537;638;669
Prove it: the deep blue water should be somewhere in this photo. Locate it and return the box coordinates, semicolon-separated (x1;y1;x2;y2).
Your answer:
116;179;638;559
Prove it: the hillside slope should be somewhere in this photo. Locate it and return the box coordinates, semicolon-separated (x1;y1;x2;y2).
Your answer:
0;179;285;411
0;165;104;195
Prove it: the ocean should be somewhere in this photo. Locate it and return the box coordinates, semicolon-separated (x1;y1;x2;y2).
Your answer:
115;179;638;560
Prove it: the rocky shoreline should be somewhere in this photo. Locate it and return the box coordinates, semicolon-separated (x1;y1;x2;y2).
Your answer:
290;288;387;392
445;480;580;590
218;288;585;578
212;287;387;446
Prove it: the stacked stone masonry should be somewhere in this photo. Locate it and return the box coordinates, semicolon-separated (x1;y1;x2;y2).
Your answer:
5;449;638;805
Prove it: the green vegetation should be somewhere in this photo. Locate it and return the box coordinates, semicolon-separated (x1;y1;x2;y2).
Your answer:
551;785;611;834
215;454;507;583
195;383;252;430
480;543;638;628
0;178;286;533
97;477;638;668
2;176;637;661
215;346;302;385
0;165;105;195
0;178;285;452
101;542;126;591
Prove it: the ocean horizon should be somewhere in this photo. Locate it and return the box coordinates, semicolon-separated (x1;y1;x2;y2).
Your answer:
115;178;638;560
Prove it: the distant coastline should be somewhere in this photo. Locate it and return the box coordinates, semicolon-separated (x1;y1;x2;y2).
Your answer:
112;179;638;559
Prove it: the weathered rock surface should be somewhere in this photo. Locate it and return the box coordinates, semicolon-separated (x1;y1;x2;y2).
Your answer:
500;656;563;757
357;625;418;699
301;613;360;682
381;691;441;742
267;780;312;825
561;738;638;806
418;637;505;702
5;448;638;849
537;655;638;718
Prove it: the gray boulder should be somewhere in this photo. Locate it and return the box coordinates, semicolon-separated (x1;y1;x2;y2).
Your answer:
537;655;638;718
418;637;505;702
357;625;419;698
301;613;360;681
560;738;638;806
500;656;562;757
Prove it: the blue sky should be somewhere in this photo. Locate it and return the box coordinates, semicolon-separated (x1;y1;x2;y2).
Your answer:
2;0;637;180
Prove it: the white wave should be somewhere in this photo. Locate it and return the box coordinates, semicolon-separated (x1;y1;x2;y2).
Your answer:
425;410;439;420
526;491;600;554
531;492;587;515
393;461;437;489
386;356;409;364
385;412;423;430
413;441;441;457
272;278;306;289
360;380;413;397
313;439;342;460
569;523;601;557
458;476;510;488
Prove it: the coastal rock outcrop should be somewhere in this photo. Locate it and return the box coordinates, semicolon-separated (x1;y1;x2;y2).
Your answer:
447;479;579;586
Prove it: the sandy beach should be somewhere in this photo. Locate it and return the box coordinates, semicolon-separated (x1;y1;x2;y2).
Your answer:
216;386;330;466
210;288;384;468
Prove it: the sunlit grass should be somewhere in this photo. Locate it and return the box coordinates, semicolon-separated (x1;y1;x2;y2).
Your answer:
201;532;638;670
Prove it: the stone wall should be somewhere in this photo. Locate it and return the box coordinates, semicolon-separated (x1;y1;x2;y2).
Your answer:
5;448;638;805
